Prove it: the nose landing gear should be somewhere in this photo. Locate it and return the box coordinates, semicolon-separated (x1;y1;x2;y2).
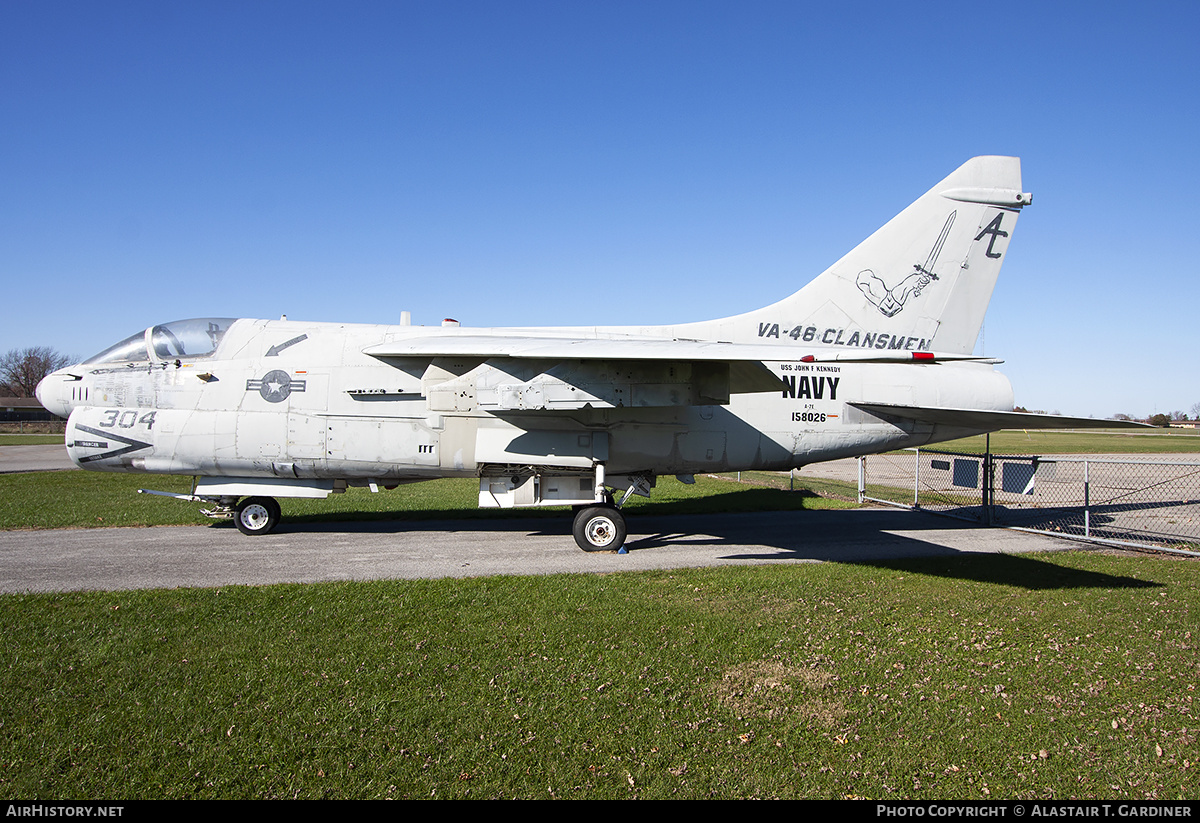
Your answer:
233;496;282;535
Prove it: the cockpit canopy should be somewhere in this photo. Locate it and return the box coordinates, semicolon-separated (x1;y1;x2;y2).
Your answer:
84;318;238;364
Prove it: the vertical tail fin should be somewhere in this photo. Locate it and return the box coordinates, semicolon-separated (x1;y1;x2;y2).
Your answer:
681;156;1032;354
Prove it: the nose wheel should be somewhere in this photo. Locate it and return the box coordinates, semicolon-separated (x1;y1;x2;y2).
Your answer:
234;496;281;535
572;505;627;552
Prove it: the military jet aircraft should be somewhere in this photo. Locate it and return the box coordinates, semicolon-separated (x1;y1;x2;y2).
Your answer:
37;156;1114;551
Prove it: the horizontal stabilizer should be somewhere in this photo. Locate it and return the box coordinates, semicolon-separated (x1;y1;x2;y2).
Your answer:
851;403;1151;431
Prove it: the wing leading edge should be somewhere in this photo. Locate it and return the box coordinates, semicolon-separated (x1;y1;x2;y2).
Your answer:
363;334;998;364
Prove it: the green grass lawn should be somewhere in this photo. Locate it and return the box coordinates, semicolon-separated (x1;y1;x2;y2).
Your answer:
0;551;1195;799
0;434;67;445
932;429;1200;455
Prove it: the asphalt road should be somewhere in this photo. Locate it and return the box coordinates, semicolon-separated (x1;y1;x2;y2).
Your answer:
0;444;75;473
0;507;1095;593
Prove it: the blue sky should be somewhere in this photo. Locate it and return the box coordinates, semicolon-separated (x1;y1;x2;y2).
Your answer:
3;1;1197;419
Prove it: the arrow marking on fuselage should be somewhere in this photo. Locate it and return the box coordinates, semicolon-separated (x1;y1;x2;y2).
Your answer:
72;424;153;463
266;334;309;357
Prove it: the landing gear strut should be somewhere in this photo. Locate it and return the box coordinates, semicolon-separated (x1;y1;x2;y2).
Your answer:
568;467;651;552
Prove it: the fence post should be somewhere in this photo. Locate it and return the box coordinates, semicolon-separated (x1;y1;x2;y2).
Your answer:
1084;460;1090;538
857;456;865;503
913;448;920;508
983;435;993;526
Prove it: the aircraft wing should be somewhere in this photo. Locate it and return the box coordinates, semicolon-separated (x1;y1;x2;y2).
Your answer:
850;403;1151;430
364;335;787;396
362;335;995;364
363;335;1003;402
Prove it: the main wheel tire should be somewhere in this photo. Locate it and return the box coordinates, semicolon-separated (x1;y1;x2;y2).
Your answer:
572;506;627;552
234;496;281;535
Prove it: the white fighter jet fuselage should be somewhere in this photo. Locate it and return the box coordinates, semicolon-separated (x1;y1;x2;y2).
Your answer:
36;157;1104;551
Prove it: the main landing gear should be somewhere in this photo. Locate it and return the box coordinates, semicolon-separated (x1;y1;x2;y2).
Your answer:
572;505;627;552
568;468;648;552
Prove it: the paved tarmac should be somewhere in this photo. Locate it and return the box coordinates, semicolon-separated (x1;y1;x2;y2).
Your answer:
0;507;1095;593
0;444;74;473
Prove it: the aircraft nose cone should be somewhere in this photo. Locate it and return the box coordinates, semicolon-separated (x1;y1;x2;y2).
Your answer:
35;371;70;418
34;374;51;408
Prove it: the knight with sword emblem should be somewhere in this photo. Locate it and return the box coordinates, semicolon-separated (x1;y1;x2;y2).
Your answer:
857;211;957;317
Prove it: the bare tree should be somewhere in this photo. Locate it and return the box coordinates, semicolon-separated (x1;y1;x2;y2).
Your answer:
0;347;74;398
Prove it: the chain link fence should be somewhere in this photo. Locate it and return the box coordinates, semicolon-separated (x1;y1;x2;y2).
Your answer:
860;449;1200;554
